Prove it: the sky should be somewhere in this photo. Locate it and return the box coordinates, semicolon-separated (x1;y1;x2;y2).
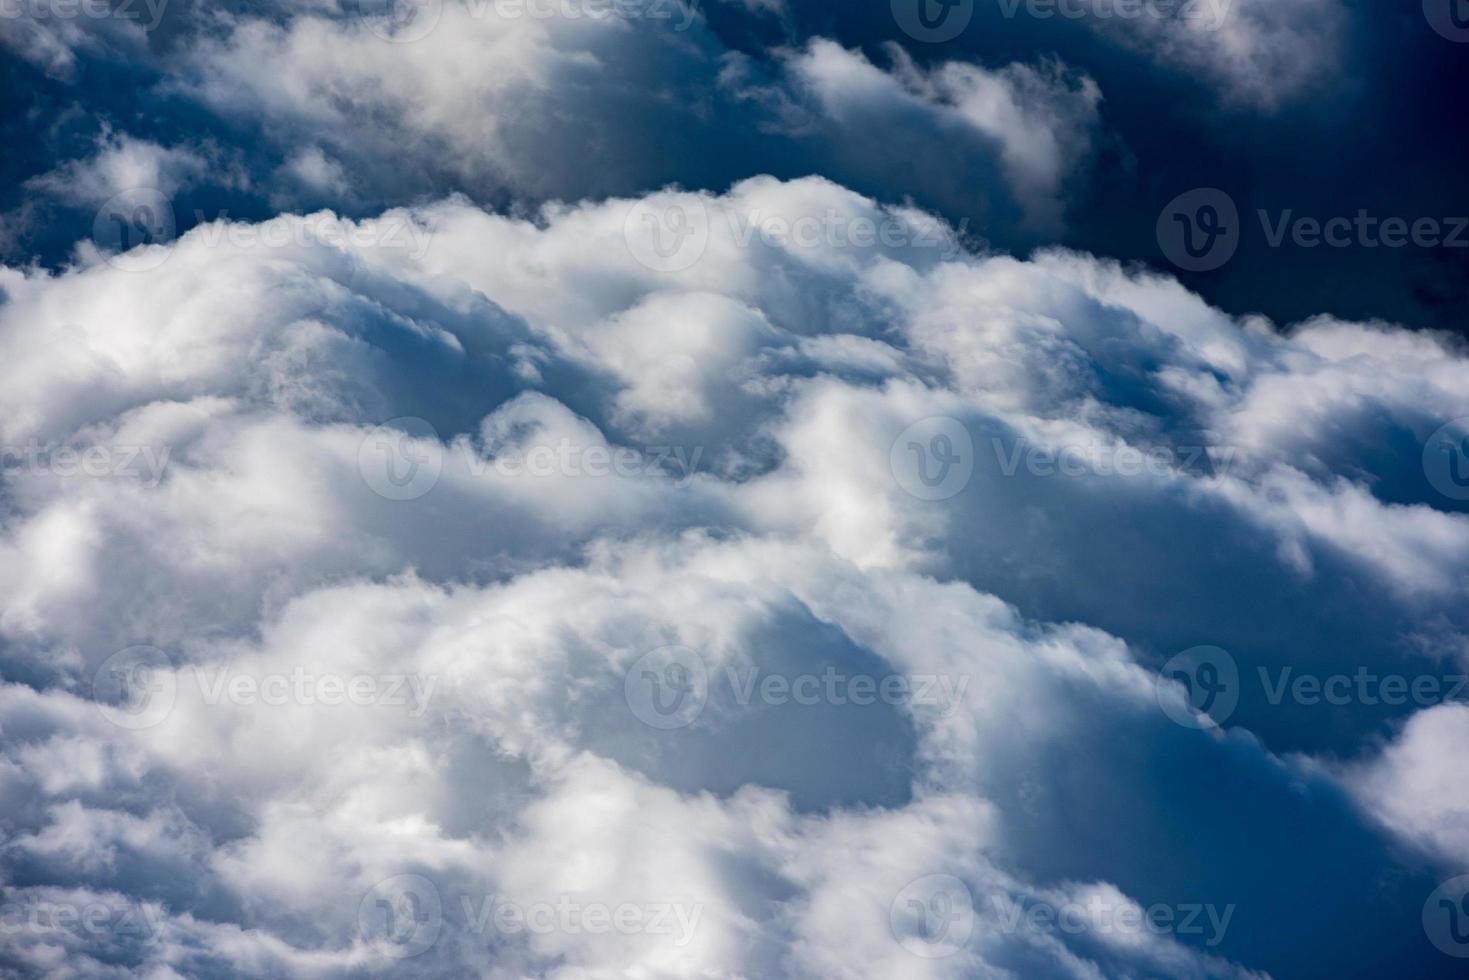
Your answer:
1;1;1469;977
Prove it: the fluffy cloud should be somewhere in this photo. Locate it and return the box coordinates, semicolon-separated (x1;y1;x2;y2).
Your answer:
2;177;1467;977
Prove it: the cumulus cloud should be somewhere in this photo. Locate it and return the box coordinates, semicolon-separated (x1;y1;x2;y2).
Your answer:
2;177;1467;977
776;41;1101;230
26;132;216;208
1069;0;1345;109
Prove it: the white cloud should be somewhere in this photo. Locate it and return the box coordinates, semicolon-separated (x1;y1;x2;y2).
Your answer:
2;177;1466;976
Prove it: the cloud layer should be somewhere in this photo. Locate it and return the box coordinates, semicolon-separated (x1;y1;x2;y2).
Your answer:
2;176;1467;976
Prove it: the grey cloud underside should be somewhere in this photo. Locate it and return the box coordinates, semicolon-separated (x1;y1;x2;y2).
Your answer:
1;178;1467;977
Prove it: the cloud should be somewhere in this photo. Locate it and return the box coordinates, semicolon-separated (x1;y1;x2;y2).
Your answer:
26;132;216;207
777;40;1101;230
2;178;1467;976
